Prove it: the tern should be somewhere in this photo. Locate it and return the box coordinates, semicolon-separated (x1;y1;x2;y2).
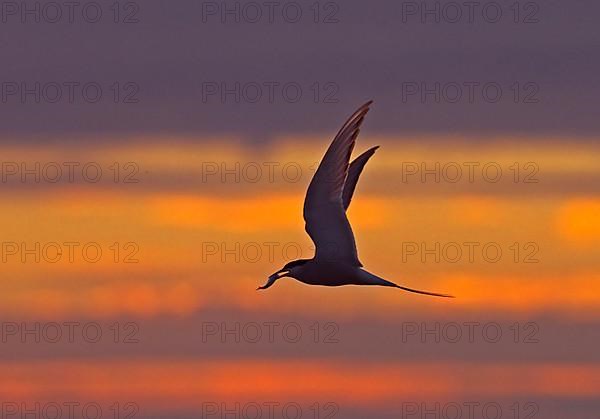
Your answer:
258;101;454;298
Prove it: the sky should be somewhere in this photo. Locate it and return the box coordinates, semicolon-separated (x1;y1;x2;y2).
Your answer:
1;0;600;418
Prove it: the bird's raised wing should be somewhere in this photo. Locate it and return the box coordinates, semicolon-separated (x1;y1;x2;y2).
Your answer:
342;146;379;210
303;101;373;266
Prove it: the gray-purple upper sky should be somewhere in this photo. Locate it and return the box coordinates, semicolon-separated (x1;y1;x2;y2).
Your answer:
1;0;598;143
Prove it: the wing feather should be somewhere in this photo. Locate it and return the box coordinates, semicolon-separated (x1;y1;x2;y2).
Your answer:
343;146;379;210
303;101;373;266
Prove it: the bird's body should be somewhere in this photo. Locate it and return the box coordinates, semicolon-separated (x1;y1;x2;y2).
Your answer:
285;261;368;287
293;262;406;288
258;101;454;298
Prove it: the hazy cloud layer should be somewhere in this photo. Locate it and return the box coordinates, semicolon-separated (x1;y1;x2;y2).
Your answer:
1;0;599;141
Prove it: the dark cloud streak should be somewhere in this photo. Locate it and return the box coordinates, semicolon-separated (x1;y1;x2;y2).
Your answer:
1;0;599;142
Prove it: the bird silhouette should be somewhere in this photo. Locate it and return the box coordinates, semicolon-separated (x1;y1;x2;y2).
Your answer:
258;101;454;298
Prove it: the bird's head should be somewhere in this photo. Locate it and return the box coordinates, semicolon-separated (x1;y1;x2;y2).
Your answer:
257;259;310;290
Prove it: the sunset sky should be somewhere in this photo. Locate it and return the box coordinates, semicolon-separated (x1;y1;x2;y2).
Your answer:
2;0;600;418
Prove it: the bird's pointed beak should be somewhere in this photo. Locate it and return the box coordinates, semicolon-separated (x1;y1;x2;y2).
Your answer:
257;269;289;290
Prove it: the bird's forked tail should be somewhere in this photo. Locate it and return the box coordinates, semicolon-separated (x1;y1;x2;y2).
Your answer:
363;271;455;298
391;283;455;298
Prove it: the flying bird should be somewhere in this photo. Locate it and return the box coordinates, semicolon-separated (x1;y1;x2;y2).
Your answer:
258;101;454;298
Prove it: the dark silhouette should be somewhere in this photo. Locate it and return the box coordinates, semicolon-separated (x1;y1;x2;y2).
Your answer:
258;101;454;298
